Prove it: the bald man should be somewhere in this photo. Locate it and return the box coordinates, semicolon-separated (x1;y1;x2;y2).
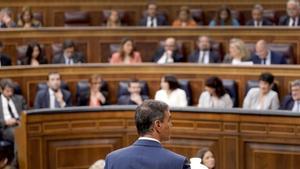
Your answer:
152;37;184;63
251;40;287;65
279;0;300;26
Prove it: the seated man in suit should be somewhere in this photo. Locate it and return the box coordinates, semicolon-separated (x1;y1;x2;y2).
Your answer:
246;4;273;27
281;80;300;112
0;79;27;141
34;72;72;109
279;0;300;26
117;79;149;105
0;41;11;67
104;100;190;169
251;40;287;65
139;2;168;27
152;37;184;64
52;40;85;64
188;36;221;64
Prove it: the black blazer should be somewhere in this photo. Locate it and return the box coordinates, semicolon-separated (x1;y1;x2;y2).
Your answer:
0;94;27;128
152;48;184;63
251;51;287;64
280;95;294;110
52;52;85;64
245;18;273;26
117;95;149;105
279;15;300;26
188;50;221;63
34;88;72;109
0;54;12;66
139;15;169;26
77;90;109;106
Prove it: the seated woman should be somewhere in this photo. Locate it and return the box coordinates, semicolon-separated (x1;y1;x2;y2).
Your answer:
20;42;47;66
172;6;197;27
193;148;216;169
17;7;42;28
106;10;121;28
223;38;252;65
243;72;280;110
110;38;142;64
77;74;108;107
209;6;239;26
198;76;233;108
154;75;187;107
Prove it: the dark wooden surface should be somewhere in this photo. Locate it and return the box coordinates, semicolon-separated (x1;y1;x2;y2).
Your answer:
15;106;300;169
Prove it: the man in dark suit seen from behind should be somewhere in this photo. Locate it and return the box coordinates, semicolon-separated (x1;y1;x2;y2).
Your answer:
104;100;190;169
246;4;273;27
188;36;221;64
139;2;168;27
281;80;300;112
279;0;300;26
52;40;85;65
117;79;149;105
34;72;72;109
251;40;287;65
0;42;11;67
152;37;184;64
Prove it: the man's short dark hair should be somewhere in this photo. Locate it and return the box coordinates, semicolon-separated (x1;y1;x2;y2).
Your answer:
135;100;169;136
47;72;61;81
259;72;274;85
0;78;15;91
128;78;140;88
63;40;75;50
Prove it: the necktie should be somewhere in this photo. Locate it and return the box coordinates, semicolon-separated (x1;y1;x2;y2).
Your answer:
199;51;206;63
68;59;71;65
292;19;296;27
150;17;154;27
54;98;60;108
6;98;16;119
262;59;266;65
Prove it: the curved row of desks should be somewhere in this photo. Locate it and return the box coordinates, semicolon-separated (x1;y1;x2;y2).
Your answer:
16;106;300;169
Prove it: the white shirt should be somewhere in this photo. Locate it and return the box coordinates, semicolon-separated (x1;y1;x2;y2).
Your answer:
261;51;271;65
154;88;187;107
146;16;157;27
243;88;280;110
289;17;299;27
138;137;160;143
1;95;19;120
64;56;74;65
49;89;57;109
198;91;233;108
232;59;253;65
254;20;262;27
157;52;174;64
198;51;210;64
292;101;300;112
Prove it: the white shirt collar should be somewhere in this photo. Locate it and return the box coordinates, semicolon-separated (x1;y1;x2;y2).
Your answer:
138;137;160;143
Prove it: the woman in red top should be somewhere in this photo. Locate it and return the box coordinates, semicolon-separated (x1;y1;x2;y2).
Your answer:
110;38;142;64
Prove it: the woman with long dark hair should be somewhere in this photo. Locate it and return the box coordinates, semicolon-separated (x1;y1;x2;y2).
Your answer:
21;42;47;66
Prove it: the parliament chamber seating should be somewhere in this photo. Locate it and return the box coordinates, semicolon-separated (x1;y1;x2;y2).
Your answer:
222;79;238;107
64;11;91;27
178;79;193;106
37;81;70;92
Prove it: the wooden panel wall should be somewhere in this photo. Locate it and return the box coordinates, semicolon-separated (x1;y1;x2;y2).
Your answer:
15;108;300;169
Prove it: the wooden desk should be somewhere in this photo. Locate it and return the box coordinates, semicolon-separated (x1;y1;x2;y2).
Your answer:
16;106;300;169
0;27;300;65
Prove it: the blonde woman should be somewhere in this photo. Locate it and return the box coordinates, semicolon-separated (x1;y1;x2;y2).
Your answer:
223;38;252;65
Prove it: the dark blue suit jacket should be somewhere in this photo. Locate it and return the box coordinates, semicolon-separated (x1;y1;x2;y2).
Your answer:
0;54;12;66
279;15;300;26
251;51;287;64
280;95;294;110
152;48;184;63
139;15;169;26
245;18;273;26
34;88;72;109
188;50;221;63
105;139;190;169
